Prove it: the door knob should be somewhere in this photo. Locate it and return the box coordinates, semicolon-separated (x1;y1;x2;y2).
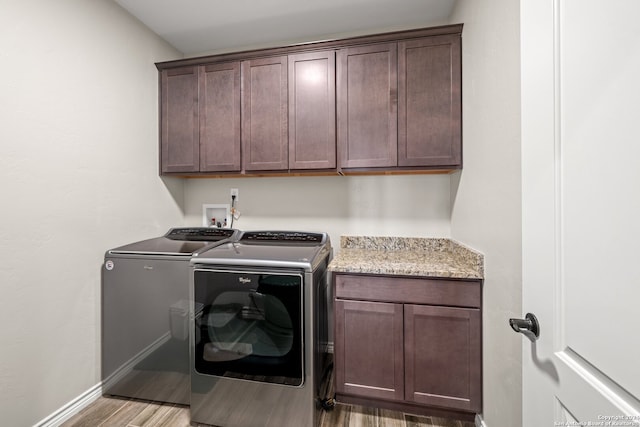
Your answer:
509;312;540;341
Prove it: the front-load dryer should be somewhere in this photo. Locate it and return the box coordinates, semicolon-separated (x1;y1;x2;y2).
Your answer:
190;231;332;427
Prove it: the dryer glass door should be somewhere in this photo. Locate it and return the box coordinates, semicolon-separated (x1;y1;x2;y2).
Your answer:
193;270;304;386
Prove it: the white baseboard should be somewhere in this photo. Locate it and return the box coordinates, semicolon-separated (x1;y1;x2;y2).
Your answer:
476;413;488;427
34;332;171;427
33;383;102;427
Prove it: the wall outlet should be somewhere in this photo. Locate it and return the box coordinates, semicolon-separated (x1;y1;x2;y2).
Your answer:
230;188;239;201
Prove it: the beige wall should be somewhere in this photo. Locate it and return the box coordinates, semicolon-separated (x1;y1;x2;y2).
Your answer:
0;1;182;425
191;20;449;58
449;1;522;426
184;175;453;252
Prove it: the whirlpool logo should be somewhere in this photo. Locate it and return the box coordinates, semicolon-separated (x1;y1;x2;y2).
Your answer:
239;277;252;284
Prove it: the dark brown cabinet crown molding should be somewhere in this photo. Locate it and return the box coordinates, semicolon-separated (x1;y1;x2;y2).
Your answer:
157;24;463;177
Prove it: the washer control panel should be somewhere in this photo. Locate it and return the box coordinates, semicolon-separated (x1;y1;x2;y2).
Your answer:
240;231;324;243
165;227;235;241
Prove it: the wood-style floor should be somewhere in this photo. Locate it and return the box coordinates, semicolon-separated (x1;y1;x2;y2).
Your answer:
61;397;475;427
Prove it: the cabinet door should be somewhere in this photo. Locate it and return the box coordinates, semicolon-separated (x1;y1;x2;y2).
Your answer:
199;62;241;172
160;66;199;173
241;56;288;171
398;35;461;167
404;304;481;412
334;299;404;401
337;43;397;169
288;51;336;170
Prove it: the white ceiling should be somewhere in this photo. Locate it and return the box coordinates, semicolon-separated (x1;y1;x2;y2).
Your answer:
114;0;457;56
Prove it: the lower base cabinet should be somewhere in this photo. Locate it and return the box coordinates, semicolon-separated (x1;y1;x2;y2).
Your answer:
335;300;405;402
333;273;482;416
404;304;481;412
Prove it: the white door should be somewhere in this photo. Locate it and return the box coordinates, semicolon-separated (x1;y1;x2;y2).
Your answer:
521;0;640;425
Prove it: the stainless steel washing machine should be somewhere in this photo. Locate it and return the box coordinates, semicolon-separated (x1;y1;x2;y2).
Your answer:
190;231;332;427
102;227;239;405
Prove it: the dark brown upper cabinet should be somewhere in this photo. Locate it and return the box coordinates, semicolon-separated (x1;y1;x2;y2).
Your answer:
337;43;398;169
160;66;199;173
337;35;462;172
200;62;241;172
156;24;463;177
288;51;336;170
398;35;461;168
160;63;241;174
241;56;288;172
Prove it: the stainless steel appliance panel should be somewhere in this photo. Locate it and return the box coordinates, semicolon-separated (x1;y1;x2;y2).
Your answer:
190;266;329;427
102;256;191;404
101;228;239;405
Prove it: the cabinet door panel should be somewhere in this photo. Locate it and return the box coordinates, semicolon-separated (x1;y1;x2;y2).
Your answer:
161;67;199;173
398;35;461;167
241;57;288;171
200;62;241;172
404;304;481;412
335;300;404;401
337;43;397;169
288;51;336;170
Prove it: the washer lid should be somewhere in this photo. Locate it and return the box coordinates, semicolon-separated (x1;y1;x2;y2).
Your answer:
108;228;238;257
192;231;331;271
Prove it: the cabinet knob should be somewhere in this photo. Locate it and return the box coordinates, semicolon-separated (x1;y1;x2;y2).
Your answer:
509;312;540;341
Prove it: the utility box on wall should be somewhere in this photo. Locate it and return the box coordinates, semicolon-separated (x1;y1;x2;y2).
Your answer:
202;204;230;228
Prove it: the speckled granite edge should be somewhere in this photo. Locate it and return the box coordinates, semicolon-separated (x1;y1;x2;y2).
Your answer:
448;239;485;278
332;235;484;279
340;235;452;252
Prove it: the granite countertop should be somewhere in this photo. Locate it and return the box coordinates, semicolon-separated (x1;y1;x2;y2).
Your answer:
328;236;484;280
